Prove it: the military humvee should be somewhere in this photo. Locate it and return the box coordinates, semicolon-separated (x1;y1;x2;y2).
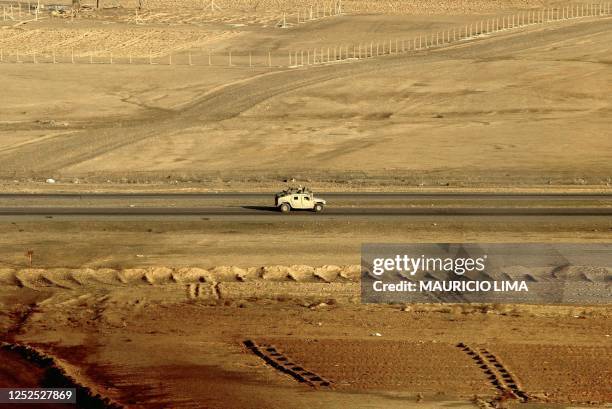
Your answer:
275;187;326;213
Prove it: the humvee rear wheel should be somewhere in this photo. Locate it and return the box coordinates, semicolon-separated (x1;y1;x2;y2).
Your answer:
314;204;324;213
280;203;291;213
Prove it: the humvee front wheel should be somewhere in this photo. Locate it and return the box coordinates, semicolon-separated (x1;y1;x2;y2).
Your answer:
280;203;291;213
314;203;324;213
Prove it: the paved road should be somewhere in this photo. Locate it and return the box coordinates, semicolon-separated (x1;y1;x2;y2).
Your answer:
0;192;610;200
1;192;609;217
1;207;610;217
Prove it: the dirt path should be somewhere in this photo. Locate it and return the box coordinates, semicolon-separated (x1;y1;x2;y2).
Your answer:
0;18;609;177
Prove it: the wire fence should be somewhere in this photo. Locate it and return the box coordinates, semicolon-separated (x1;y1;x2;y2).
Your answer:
0;0;344;25
1;1;59;21
0;3;610;68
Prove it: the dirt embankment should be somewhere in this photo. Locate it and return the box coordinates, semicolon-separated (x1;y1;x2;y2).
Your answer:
1;266;610;408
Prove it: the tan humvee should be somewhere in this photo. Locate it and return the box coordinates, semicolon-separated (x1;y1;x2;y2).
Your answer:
275;187;326;213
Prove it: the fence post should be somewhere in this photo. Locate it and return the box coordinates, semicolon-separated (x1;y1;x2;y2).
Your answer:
71;48;74;63
209;50;212;66
111;52;113;64
33;50;36;63
268;51;271;67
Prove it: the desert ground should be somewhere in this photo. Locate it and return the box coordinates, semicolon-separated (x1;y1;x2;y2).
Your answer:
0;0;610;188
0;0;611;408
1;262;611;409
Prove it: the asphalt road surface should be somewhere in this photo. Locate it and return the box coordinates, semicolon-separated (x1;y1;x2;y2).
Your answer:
0;207;610;216
0;192;610;218
0;192;610;200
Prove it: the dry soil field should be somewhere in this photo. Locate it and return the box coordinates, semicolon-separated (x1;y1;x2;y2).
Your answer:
0;0;610;189
0;265;611;408
0;1;611;408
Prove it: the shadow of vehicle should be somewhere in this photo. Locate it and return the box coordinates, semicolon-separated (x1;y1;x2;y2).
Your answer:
242;206;280;213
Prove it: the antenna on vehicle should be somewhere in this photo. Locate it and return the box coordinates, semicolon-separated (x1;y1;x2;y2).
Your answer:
207;0;222;12
277;12;288;28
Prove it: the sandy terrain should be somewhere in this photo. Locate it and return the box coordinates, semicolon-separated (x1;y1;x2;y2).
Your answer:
1;1;611;408
0;216;610;268
0;24;238;58
0;266;610;408
0;5;610;189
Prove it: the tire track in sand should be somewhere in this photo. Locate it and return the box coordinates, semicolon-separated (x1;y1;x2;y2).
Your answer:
456;342;531;403
244;340;333;388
